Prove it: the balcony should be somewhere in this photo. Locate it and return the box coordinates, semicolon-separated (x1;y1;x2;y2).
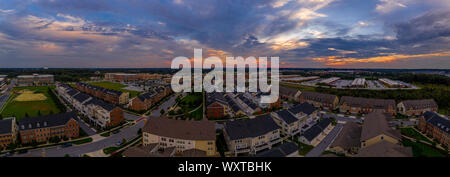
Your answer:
254;143;270;152
233;147;251;154
269;137;282;145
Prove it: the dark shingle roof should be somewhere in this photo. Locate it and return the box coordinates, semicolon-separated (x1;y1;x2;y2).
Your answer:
85;98;116;111
255;142;298;157
225;114;280;140
423;111;450;134
401;99;438;110
67;89;79;97
18;112;77;131
0;118;14;134
143;117;216;140
275;110;298;124
73;92;91;103
300;91;337;104
288;102;317;115
330;121;362;150
302;118;331;141
340;96;396;110
361;112;401;141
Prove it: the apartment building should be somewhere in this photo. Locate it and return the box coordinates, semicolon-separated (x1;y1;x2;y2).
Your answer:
329;121;362;155
288;102;319;128
418;111;449;148
397;99;438;116
17;74;54;86
255;142;299;157
18;112;79;144
142;117;217;156
299;91;339;110
75;82;129;105
360;112;402;148
0;117;18;148
224;114;282;155
105;73;139;82
339;96;396;115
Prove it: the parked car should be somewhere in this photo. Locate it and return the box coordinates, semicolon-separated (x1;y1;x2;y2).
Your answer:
115;141;122;146
61;143;72;148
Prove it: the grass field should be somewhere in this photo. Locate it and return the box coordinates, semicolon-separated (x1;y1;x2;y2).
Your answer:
402;138;446;157
89;81;141;98
400;128;433;144
1;86;62;119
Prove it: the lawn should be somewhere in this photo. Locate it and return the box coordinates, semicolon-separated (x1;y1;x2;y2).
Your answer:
400;128;432;144
402;139;446;157
90;81;141;98
1;86;63;119
291;136;314;155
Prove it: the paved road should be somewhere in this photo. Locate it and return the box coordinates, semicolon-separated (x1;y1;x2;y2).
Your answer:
150;94;177;117
14;119;147;157
77;117;97;136
305;123;343;157
124;112;140;120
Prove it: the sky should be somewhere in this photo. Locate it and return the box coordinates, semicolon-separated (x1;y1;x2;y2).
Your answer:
0;0;449;69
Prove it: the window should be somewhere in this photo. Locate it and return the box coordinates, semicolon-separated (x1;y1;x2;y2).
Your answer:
380;136;384;140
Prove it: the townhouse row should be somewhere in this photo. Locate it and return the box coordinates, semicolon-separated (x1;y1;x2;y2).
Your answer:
0;112;79;148
17;74;54;86
75;82;129;105
56;84;124;129
279;86;438;116
104;73;168;82
129;86;172;111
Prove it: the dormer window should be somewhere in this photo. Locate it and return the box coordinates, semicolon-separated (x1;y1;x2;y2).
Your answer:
28;124;32;128
37;123;40;127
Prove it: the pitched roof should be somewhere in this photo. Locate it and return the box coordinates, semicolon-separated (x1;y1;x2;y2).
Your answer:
206;92;228;107
275;110;298;124
143;117;216;140
0;118;14;134
18;112;77;131
300;91;337;104
255;142;298;157
361;112;401;142
401;99;438;110
279;86;300;97
356;141;412;157
225;114;280;140
330;122;362;150
288;102;317;115
302;118;332;141
423;111;450;134
238;94;258;110
340;96;396;110
84;98;116;111
73;92;91;103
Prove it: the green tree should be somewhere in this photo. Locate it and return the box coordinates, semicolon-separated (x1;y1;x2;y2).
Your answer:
25;113;29;118
160;109;165;115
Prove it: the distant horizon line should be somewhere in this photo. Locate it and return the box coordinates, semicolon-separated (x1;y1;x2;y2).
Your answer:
0;67;449;71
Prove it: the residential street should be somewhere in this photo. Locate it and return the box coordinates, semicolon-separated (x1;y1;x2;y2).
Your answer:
305;123;343;157
150;94;177;117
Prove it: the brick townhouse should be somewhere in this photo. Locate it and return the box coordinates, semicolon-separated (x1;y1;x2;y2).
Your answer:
418;111;449;149
129;86;172;111
299;91;339;110
339;96;396;115
75;82;129;105
18;112;79;144
0;117;18;148
206;92;229;119
17;74;54;86
397;99;438;116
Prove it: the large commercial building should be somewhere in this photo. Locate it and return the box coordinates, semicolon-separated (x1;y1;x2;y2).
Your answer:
17;74;54;86
142;117;217;156
18;112;79;144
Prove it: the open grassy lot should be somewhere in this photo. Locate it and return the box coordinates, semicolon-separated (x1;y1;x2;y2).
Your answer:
402;138;447;157
1;86;62;119
90;81;141;98
400;128;432;144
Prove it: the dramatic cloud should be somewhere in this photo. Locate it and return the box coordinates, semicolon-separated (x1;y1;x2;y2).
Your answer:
0;0;449;68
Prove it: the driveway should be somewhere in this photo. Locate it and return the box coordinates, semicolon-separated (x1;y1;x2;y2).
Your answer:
305;123;343;157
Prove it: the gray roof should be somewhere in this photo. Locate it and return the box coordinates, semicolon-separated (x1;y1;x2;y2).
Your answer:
0;118;14;134
206;92;228;107
255;142;298;157
73;92;91;103
361;111;401;141
302;118;331;141
401;99;438;110
423;111;450;134
225;114;280;140
288;102;317;115
18;112;77;131
275;110;298;124
340;96;396;110
84;98;116;111
330;122;362;150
